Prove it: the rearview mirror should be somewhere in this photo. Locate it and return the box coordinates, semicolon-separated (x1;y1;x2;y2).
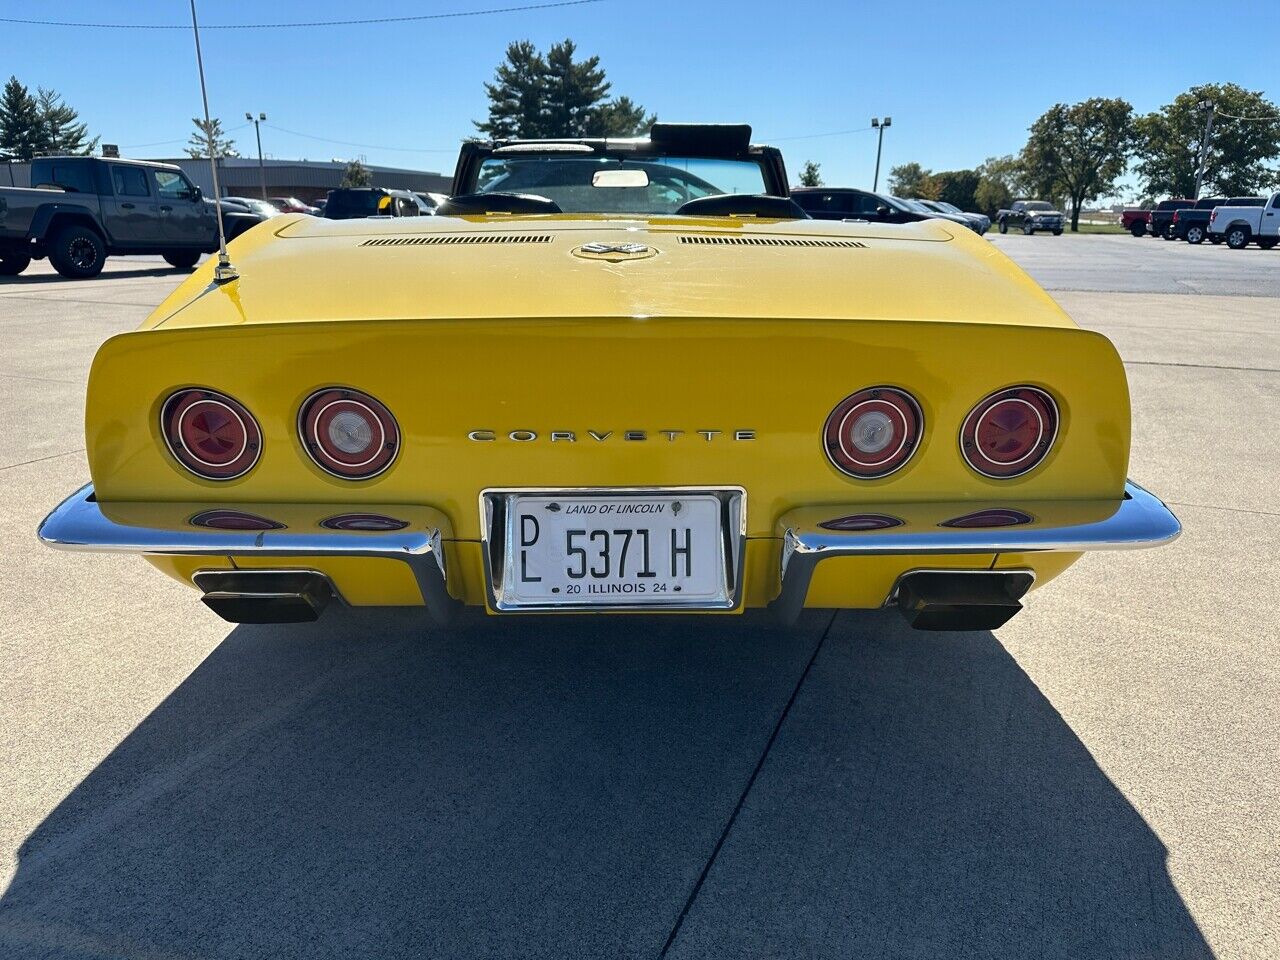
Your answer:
592;169;649;188
191;186;202;201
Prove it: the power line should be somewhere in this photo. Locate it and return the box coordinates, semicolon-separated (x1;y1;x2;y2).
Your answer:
770;125;875;142
122;122;250;149
0;0;606;30
1214;109;1280;121
262;123;457;154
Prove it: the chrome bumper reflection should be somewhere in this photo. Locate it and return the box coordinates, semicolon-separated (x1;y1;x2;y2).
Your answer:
769;480;1181;624
36;484;458;624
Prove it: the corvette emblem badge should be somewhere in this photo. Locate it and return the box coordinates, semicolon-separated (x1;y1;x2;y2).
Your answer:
573;241;656;262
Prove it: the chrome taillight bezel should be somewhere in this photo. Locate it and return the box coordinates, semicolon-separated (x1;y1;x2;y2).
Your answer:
823;386;924;480
298;387;400;480
189;509;285;530
319;512;410;531
959;386;1060;479
161;388;262;481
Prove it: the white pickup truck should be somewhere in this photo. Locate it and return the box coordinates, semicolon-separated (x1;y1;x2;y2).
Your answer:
1209;192;1280;250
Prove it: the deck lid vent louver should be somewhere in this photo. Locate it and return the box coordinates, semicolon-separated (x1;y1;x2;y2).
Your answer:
678;235;867;249
359;234;554;247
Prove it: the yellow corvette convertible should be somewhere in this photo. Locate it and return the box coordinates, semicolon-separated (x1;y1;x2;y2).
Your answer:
39;124;1179;630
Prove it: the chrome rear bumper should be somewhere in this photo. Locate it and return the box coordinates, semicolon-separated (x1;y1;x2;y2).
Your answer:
768;480;1180;623
36;484;459;625
37;480;1179;628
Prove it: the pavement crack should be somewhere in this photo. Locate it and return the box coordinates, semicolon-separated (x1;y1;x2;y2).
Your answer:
658;610;836;958
1168;500;1280;519
0;450;84;472
0;372;81;385
1123;360;1280;374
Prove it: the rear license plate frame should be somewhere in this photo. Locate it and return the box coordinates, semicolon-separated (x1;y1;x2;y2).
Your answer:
480;487;746;612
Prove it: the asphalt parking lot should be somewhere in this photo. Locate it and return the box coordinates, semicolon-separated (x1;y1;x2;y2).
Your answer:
1;236;1277;959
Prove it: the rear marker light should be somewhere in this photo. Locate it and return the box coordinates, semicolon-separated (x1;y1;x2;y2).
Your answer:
940;509;1033;528
819;513;904;531
960;386;1059;479
162;389;262;480
824;387;923;479
190;509;284;531
299;388;400;480
320;513;409;531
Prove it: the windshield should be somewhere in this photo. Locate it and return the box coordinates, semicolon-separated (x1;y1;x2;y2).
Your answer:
895;197;933;214
474;155;769;214
936;201;963;213
1024;201;1053;211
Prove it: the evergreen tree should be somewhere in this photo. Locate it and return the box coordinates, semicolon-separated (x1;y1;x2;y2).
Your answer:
0;76;49;160
341;159;371;187
544;39;608;137
475;39;653;139
36;87;98;156
797;160;823;187
185;117;238;159
590;95;654;137
475;41;549;139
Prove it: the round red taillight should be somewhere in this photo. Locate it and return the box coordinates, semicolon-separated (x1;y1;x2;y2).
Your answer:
824;387;923;479
162;389;261;480
190;509;284;531
939;508;1033;529
299;388;399;480
818;513;904;531
960;386;1059;479
320;513;409;531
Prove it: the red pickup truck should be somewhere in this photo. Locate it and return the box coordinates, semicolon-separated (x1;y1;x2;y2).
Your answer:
1121;208;1151;237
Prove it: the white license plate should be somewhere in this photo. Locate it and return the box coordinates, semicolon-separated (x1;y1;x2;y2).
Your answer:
497;493;731;609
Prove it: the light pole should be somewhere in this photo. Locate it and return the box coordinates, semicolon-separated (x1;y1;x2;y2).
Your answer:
1193;99;1214;200
870;116;892;191
246;112;267;200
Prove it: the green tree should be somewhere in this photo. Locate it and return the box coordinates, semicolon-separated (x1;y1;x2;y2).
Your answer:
475;39;653;139
1020;97;1134;231
925;169;981;211
0;76;48;160
340;159;371;187
887;161;930;196
476;41;549;139
797;159;823;187
543;39;608;137
1134;83;1280;198
36;87;97;155
973;154;1024;216
592;95;654;137
185;117;238;159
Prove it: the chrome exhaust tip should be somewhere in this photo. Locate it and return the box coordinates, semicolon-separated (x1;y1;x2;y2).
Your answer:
893;570;1034;632
193;570;334;624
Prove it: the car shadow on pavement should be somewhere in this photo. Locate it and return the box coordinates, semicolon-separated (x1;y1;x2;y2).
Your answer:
0;267;186;285
665;611;1215;959
0;609;1212;960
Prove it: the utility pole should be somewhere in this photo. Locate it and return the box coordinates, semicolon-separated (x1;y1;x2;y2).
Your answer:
246;112;267;199
871;116;892;191
1193;99;1214;200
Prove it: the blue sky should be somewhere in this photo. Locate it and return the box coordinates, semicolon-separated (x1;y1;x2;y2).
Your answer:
5;0;1278;198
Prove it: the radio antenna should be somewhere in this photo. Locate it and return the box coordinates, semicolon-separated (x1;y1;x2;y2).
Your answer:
189;0;237;283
